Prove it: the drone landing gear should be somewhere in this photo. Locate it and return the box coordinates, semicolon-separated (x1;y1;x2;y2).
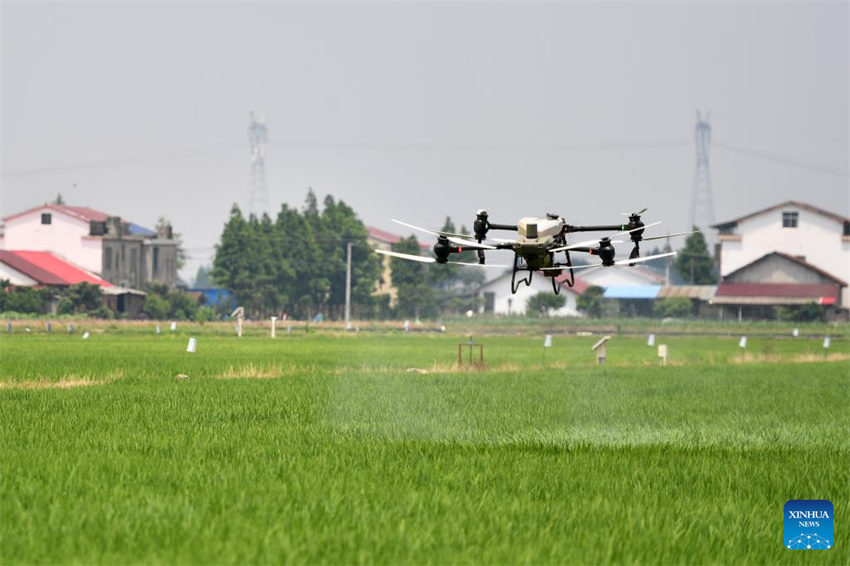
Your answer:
510;254;533;294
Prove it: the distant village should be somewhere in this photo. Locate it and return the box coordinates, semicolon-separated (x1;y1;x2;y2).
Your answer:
0;198;848;322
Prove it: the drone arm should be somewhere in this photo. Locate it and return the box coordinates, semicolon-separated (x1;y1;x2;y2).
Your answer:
487;222;518;231
565;224;629;234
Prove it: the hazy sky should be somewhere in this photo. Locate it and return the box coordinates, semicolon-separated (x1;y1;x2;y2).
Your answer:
2;2;847;280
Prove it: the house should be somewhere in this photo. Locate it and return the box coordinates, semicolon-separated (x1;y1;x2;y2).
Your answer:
1;203;180;289
475;270;590;316
711;251;847;320
712;200;850;307
367;225;432;307
578;264;666;288
0;249;146;316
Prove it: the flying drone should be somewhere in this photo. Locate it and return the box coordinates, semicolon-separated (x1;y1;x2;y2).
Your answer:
376;208;693;294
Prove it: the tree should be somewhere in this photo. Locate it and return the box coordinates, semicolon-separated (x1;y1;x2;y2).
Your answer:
674;229;717;284
53;193;65;205
576;286;605;318
526;291;566;317
315;194;381;317
653;297;692;318
57;282;103;315
193;265;213;288
0;285;51;314
392;236;436;318
143;294;170;320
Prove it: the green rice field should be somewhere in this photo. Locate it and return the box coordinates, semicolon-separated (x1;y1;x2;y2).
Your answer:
1;323;848;564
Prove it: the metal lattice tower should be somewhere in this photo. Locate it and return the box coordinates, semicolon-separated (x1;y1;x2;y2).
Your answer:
248;111;269;216
690;110;716;250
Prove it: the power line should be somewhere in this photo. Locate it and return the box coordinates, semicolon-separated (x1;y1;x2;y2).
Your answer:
714;141;849;178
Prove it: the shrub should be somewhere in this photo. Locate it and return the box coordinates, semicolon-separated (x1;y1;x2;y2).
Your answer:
654;297;692;319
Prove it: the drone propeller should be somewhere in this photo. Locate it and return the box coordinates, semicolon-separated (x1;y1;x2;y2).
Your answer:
540;251;677;271
621;207;648;217
641;230;696;242
549;221;661;254
390;219;496;249
613;251;676;266
375;249;508;268
375;249;436;263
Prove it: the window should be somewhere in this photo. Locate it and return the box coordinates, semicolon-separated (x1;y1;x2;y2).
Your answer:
844;221;850;236
782;211;798;228
104;248;112;269
41;213;52;225
153;248;159;273
130;249;137;272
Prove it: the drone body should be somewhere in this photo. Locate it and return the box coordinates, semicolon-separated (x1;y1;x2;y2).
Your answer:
379;209;690;295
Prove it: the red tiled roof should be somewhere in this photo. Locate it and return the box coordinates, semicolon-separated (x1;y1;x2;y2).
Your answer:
369;225;432;250
0;250;111;286
713;200;850;228
715;282;839;299
2;204;111;224
367;226;401;245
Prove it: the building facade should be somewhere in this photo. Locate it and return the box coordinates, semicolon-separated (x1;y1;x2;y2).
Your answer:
713;200;850;307
1;203;179;289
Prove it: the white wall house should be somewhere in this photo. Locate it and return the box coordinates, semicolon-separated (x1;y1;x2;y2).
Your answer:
476;270;589;317
1;204;105;274
713;201;850;306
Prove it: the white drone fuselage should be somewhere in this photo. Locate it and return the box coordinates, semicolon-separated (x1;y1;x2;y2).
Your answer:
516;216;565;268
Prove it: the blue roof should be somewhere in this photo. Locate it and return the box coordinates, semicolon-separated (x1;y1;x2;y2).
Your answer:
127;223;156;237
603;285;662;299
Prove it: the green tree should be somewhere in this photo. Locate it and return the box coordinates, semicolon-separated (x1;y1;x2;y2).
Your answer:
392;236;436;318
276;202;323;318
576;286;605;318
316;194;381;317
653;297;692;318
1;286;51;314
57;282;103;315
193;265;213;288
53;193;65;205
526;291;567;317
213;205;271;317
143;294;170;320
674;229;717;285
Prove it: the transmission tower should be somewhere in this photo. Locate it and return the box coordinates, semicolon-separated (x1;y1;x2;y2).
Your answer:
248;111;269;216
690;110;716;251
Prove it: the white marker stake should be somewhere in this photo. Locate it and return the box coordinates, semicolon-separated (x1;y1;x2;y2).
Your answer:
658;344;668;366
648;334;655;346
823;336;831;349
170;321;177;331
544;335;553;348
287;326;292;335
187;337;197;353
82;332;90;340
739;336;747;348
270;316;277;339
792;328;799;337
403;320;410;332
156;325;162;335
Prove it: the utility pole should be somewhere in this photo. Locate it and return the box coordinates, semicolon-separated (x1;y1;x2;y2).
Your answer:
344;242;353;330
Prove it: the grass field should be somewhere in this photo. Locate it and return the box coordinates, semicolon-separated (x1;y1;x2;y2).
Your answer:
1;325;848;564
